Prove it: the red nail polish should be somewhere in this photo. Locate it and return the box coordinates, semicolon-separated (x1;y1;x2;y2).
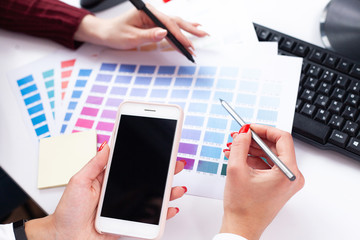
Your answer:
182;186;188;193
98;141;107;152
179;159;187;166
226;142;232;147
239;124;250;134
175;207;180;214
230;132;237;137
223;149;230;153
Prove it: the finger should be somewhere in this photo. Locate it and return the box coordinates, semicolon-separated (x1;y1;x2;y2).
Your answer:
174;160;185;175
250;124;296;165
224;149;230;159
172;17;209;38
136;27;168;44
146;4;193;49
166;207;179;220
75;143;110;183
227;125;252;170
169;186;187;201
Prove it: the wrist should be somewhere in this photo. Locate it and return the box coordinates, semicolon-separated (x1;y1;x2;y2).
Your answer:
220;213;264;240
24;215;56;240
74;14;108;46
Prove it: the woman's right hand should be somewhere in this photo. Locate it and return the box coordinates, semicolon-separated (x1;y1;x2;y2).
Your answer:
221;124;305;240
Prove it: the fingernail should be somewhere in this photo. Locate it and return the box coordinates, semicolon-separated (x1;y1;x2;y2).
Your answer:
163;0;171;2
239;124;250;134
226;142;232;147
223;149;230;153
230;132;237;137
179;159;187;166
175;207;180;214
182;186;187;193
98;141;107;152
155;29;167;39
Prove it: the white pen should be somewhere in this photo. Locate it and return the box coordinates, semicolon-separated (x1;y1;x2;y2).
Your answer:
220;98;296;181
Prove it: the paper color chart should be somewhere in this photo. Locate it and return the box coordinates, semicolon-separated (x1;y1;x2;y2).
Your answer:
8;73;54;140
60;59;76;100
41;69;55;118
63;50;301;199
59;68;93;134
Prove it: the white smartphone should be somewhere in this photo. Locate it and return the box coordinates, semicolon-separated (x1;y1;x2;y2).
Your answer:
95;101;183;239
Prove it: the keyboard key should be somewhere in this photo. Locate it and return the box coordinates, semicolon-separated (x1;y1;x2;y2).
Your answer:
300;89;316;102
308;65;322;78
292;113;330;144
345;93;360;107
328;115;344;130
349;64;360;79
336;59;352;73
309;49;326;63
269;34;282;42
279;38;295;52
317;82;332;96
328;100;343;114
330;88;346;102
294;44;310;57
304;77;319;90
314;109;330;124
323;54;339;68
258;29;271;41
342;106;358;121
348;80;360;94
314;95;329;108
346;138;360;155
343;121;359;137
320;70;336;83
334;75;349;89
300;103;316;118
329;130;349;148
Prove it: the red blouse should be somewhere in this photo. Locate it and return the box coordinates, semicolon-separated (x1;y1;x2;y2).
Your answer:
0;0;90;49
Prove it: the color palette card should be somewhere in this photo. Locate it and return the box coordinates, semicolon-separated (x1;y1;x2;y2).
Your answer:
54;44;105;133
60;47;302;199
7;54;59;140
37;130;97;189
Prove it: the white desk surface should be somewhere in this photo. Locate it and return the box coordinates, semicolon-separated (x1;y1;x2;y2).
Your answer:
1;0;360;239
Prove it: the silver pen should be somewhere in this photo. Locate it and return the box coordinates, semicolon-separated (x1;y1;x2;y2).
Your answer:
220;99;296;181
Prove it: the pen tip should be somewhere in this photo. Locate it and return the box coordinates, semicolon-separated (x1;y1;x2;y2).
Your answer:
219;98;224;102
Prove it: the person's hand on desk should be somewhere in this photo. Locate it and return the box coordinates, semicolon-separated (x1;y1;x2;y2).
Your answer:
74;4;208;54
221;124;305;240
23;142;187;240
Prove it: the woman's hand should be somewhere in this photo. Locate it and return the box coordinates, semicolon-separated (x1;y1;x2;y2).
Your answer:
221;124;305;240
74;4;208;53
25;143;187;240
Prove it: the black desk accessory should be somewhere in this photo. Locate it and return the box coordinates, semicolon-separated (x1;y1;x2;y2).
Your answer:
320;0;360;62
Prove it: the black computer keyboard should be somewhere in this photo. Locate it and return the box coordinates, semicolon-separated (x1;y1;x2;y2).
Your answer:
253;23;360;162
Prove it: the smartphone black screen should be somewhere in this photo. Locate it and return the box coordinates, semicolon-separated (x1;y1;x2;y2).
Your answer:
100;114;177;225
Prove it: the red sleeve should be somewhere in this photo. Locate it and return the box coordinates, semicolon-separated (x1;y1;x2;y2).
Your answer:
0;0;91;49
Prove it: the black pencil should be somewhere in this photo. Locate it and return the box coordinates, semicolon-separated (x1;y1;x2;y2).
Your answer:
129;0;195;63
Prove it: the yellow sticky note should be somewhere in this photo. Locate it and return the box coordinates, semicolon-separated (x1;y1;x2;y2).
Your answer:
38;130;97;189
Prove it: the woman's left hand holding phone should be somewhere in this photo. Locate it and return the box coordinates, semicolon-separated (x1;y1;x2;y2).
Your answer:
24;142;187;240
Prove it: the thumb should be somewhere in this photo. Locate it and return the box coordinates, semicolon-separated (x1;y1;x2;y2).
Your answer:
138;28;167;43
76;143;110;182
228;124;252;170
